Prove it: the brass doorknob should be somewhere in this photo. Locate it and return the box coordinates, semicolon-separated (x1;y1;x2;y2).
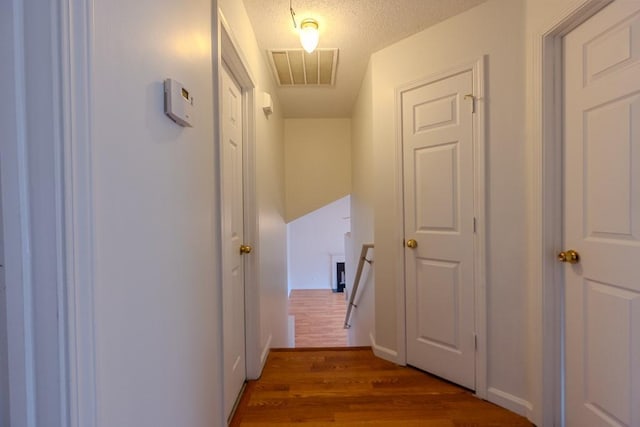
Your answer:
240;244;252;254
406;239;418;249
558;249;579;264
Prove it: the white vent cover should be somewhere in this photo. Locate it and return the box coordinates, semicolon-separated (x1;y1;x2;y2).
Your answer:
268;49;339;86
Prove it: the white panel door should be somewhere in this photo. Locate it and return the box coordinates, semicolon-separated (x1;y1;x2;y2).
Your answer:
402;70;475;389
221;65;246;420
563;2;640;425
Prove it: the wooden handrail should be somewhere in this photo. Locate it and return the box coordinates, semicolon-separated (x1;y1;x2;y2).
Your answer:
344;243;374;329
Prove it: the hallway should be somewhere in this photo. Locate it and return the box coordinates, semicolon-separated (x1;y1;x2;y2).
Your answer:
9;0;630;424
230;348;532;426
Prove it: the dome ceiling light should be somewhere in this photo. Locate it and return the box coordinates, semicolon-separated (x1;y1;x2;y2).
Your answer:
299;18;319;53
289;0;320;53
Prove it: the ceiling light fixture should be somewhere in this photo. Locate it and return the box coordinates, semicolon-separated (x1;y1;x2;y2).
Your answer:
299;19;319;53
289;0;320;54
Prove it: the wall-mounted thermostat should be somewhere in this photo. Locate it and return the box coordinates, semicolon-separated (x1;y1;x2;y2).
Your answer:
164;78;194;127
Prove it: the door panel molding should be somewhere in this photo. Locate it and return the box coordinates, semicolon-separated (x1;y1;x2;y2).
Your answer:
395;57;487;398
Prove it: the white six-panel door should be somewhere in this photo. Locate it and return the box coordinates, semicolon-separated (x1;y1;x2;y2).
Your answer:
563;1;640;425
221;65;246;420
402;69;476;390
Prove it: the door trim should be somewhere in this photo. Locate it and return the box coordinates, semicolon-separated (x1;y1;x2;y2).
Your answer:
395;57;487;398
2;0;95;425
529;1;614;425
217;10;261;380
2;1;38;425
61;0;97;427
61;0;98;426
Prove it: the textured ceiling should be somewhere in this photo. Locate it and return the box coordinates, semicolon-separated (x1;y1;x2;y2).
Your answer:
242;0;488;118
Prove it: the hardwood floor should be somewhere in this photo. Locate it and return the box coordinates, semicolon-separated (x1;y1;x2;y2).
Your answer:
230;348;533;426
288;289;348;347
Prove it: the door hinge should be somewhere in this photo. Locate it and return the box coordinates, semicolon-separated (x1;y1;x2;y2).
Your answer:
474;334;478;351
473;217;477;233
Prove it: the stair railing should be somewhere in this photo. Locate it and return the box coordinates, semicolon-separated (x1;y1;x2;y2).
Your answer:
344;243;374;329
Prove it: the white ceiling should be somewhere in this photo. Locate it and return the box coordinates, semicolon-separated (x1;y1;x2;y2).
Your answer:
242;0;488;118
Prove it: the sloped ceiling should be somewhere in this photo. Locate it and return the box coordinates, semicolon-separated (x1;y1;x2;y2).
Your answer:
242;0;488;118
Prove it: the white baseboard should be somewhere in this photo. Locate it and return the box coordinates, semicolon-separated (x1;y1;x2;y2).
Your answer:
487;387;533;417
369;332;399;364
258;334;272;372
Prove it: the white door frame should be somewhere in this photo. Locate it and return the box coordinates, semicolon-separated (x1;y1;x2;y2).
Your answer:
217;11;262;380
529;1;614;425
395;58;487;398
1;2;37;425
60;0;99;425
2;0;94;426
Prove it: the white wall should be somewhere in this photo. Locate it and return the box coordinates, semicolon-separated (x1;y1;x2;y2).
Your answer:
284;118;352;222
90;0;288;424
287;196;350;292
218;0;289;351
91;0;223;425
347;61;376;346
367;0;529;415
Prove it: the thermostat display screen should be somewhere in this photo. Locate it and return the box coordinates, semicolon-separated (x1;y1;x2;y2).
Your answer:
181;88;189;100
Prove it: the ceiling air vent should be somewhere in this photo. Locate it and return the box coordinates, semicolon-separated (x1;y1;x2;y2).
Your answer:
268;49;339;86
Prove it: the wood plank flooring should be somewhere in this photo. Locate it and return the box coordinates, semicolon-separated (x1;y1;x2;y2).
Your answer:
288;289;348;347
230;348;533;426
